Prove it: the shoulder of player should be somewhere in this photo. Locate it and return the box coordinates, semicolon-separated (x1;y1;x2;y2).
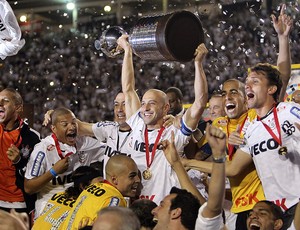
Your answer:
94;121;119;128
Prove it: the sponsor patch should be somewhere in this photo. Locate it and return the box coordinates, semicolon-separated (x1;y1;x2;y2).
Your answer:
290;106;300;119
47;144;55;151
109;197;120;206
31;151;45;176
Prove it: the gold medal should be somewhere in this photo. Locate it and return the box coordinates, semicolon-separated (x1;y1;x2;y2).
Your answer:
278;146;287;155
142;168;152;180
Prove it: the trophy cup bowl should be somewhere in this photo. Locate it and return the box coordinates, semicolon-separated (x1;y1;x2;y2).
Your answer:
95;26;127;58
96;10;204;62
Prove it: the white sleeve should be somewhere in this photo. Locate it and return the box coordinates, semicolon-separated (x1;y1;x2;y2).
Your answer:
25;143;47;179
195;202;224;230
92;121;117;142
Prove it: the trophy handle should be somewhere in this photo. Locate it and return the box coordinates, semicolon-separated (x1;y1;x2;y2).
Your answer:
95;26;128;58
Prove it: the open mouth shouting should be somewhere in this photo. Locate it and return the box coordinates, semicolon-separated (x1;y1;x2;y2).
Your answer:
225;103;236;113
66;132;77;143
249;222;261;230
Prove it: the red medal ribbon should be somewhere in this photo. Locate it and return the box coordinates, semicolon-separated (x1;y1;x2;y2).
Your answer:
144;127;165;169
51;133;74;159
257;106;282;146
227;115;247;160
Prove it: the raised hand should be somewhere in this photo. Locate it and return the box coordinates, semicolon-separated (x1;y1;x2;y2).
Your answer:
205;124;226;158
194;43;208;63
52;157;69;175
271;4;293;37
228;124;245;146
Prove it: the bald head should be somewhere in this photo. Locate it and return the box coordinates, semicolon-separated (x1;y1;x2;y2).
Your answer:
105;155;140;197
106;155;137;178
144;89;169;105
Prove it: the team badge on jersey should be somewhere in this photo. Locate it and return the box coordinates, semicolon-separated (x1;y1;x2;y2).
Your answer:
78;151;87;164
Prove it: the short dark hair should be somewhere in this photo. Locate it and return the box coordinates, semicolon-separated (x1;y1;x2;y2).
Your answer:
250;63;282;101
65;166;102;198
169;187;200;230
51;107;74;125
130;199;157;228
165;87;183;101
2;88;23;105
257;200;284;220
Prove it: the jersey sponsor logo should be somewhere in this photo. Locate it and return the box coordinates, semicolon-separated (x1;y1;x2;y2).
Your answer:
47;144;55;151
51;193;76;208
134;141;155;153
250;138;279;156
290;106;300;119
52;173;72;185
104;146;131;158
281;120;296;136
86;184;106;197
31;151;45;176
109;197;120;206
217;119;227;126
139;195;155;201
273;198;288;211
235;191;260;208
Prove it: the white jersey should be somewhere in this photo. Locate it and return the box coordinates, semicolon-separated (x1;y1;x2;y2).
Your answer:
25;135;104;218
127;111;192;204
92;121;132;177
240;102;300;211
195;202;224;230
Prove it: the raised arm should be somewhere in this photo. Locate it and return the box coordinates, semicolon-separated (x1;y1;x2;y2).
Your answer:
183;43;208;130
117;35;141;119
201;124;226;218
161;131;206;205
182;147;252;177
272;4;293;101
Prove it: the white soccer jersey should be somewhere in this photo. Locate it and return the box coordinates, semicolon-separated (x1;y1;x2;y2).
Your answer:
92;121;132;177
25;135;104;218
126;111;192;204
240;102;300;211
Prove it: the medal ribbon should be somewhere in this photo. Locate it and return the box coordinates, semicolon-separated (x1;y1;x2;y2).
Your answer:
51;133;74;159
144;127;165;169
227;115;247;160
257;106;282;146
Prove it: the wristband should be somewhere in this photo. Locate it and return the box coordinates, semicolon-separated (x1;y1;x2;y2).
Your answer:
50;168;58;177
212;155;226;163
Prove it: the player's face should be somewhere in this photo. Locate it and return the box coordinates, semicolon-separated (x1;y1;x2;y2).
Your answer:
0;90;21;127
114;93;126;126
152;194;176;229
222;81;247;119
116;161;140;197
245;71;272;110
208;96;225;121
140;91;168;128
166;92;182;116
246;202;280;230
52;112;78;146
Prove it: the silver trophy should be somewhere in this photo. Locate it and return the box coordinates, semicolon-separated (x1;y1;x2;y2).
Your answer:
95;10;204;62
